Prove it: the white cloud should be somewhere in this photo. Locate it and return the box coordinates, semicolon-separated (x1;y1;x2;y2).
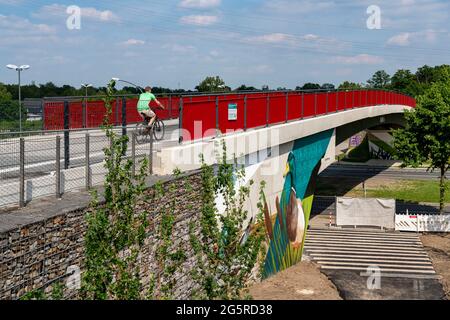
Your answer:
180;15;218;26
163;44;197;53
0;14;57;45
387;30;438;46
264;0;335;14
244;32;343;53
120;39;146;46
0;0;23;4
0;14;56;34
331;54;384;65
82;7;119;22
33;4;119;23
179;0;221;9
245;33;296;44
387;33;411;46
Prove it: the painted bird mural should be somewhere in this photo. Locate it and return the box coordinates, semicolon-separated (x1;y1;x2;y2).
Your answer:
263;152;307;277
262;130;334;278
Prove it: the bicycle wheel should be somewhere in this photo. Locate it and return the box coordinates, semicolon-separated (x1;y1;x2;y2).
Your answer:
135;123;149;145
153;119;165;141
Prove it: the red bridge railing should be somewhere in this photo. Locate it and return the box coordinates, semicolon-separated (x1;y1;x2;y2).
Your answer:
179;89;416;143
42;89;415;144
43;96;180;131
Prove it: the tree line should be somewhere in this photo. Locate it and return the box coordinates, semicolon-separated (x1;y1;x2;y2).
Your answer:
1;64;449;100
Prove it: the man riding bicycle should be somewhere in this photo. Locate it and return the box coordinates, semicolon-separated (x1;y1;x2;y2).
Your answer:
137;86;165;134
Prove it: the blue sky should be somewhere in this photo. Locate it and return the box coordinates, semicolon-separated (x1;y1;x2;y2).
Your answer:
1;0;449;90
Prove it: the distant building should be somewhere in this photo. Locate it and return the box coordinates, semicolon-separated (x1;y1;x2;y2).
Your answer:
23;99;43;121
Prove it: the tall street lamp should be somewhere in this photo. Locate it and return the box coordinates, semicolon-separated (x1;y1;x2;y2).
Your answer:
6;64;30;132
81;84;92;128
81;83;92;98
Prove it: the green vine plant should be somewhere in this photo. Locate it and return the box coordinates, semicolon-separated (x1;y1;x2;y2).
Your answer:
152;207;187;300
147;183;187;300
20;282;65;300
189;142;267;300
81;79;150;300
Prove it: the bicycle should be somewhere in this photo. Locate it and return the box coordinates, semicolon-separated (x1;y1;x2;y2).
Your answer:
135;112;165;145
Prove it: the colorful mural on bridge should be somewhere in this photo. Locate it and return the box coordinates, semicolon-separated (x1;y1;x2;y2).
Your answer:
262;129;334;278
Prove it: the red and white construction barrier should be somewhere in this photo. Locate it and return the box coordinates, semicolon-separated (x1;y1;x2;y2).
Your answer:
395;213;450;232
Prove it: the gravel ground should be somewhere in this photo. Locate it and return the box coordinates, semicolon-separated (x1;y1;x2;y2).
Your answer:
421;233;450;300
248;261;342;300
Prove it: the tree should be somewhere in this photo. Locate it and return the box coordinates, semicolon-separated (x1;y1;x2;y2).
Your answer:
0;83;13;101
390;70;414;91
321;83;335;91
338;81;362;90
367;70;391;88
190;145;267;299
393;78;450;214
235;85;257;92
416;65;434;85
298;83;320;90
195;76;230;93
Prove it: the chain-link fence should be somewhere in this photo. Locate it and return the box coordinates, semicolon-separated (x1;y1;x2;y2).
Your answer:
0;128;155;209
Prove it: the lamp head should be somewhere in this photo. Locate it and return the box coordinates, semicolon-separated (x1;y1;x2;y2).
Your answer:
6;64;18;70
20;65;30;70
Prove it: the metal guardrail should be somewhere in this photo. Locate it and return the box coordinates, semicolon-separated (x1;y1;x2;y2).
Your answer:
0;129;154;209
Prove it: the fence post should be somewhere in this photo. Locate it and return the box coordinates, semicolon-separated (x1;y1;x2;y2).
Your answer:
344;91;347;110
122;97;127;137
285;92;289;123
131;132;136;176
352;90;355;109
64;100;70;170
215;96;219;136
266;94;270;127
314;93;317;116
179;97;183;144
301;93;304;119
19;138;25;208
149;128;154;175
336;90;339;112
85;133;90;190
244;95;247;131
82;98;87;128
169;95;173;119
56;136;61;198
41;99;45;131
115;97;120;126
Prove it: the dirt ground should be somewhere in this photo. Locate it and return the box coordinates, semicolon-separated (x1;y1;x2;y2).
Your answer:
248;261;342;300
421;233;450;300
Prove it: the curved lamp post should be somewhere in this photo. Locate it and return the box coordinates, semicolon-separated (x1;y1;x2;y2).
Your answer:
112;77;144;93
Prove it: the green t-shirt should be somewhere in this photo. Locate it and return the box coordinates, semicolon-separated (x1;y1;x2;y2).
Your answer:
137;92;156;111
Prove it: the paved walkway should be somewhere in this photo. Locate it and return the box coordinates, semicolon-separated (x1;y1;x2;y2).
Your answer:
305;229;438;278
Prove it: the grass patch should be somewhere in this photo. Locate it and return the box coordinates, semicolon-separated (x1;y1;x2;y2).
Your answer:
317;178;450;204
368;180;450;204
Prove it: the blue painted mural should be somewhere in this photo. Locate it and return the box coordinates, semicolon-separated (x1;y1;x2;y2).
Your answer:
263;129;334;278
